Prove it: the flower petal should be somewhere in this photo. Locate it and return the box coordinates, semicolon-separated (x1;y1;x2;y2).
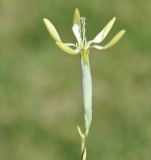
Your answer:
91;45;103;50
72;8;81;44
64;43;77;47
56;42;80;55
43;18;61;42
101;30;126;49
90;17;116;44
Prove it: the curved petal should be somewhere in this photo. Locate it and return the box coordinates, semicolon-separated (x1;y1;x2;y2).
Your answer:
56;42;80;55
90;17;116;44
43;18;61;42
72;8;81;44
91;45;103;50
64;43;77;47
101;30;126;49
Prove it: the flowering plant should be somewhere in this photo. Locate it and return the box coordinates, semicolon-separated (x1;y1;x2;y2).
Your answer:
43;8;125;160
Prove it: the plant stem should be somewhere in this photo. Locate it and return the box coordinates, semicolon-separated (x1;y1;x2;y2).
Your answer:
78;51;92;160
81;51;92;135
77;126;87;160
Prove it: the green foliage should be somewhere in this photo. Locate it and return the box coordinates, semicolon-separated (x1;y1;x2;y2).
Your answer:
0;0;151;160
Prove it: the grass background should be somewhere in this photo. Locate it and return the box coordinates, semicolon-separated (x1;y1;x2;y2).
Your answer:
0;0;151;159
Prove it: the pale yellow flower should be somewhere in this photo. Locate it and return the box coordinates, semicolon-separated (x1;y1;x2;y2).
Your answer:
43;8;126;56
43;8;126;136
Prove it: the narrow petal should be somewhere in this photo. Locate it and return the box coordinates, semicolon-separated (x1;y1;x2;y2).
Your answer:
72;8;81;44
102;30;126;49
43;18;61;42
91;45;103;50
64;43;77;47
90;17;116;44
56;42;80;55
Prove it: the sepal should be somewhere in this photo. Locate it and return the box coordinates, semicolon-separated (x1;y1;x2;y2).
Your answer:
102;30;126;49
90;17;116;44
56;42;80;55
43;18;61;42
72;8;81;44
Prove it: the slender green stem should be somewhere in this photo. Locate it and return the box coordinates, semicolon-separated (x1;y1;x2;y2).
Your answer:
77;126;87;160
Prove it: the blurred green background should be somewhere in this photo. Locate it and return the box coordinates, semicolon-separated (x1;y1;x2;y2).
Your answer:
0;0;151;159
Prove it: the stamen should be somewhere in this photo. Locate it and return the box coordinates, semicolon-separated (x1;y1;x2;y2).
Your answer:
80;17;87;48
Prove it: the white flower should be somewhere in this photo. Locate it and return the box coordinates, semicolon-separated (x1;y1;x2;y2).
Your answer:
43;8;126;56
43;8;126;135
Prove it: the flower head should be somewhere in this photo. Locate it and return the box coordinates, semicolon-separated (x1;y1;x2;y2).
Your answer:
43;8;126;56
